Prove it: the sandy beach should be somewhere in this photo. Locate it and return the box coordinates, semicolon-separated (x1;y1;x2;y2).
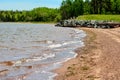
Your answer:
54;27;120;80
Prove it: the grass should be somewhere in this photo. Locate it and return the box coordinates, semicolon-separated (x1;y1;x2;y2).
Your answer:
77;14;120;22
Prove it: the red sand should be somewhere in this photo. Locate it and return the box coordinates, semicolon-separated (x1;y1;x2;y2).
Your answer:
54;27;120;80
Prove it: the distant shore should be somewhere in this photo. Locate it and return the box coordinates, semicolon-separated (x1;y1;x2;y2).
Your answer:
54;27;120;80
0;22;56;24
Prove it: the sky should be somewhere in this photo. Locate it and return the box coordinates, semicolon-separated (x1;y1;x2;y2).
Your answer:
0;0;62;11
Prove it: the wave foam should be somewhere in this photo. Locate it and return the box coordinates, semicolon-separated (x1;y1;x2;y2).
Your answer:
48;41;82;49
48;44;62;48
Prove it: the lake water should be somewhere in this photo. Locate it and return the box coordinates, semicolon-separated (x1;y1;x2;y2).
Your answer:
0;23;86;80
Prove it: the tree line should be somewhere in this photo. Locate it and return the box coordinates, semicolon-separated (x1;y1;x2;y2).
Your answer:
0;7;61;22
0;0;120;22
60;0;120;19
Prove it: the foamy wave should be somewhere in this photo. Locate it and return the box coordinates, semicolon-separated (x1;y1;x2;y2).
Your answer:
13;53;55;66
48;44;62;48
48;73;57;80
46;41;53;44
54;51;77;65
48;41;82;49
74;29;86;38
74;29;83;34
62;41;81;45
31;53;55;62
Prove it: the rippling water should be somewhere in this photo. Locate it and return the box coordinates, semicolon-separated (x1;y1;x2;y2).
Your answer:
0;23;86;80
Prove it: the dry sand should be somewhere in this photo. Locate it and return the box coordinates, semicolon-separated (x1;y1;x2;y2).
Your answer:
54;27;120;80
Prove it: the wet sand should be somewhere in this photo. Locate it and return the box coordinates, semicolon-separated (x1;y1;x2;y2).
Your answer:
54;27;120;80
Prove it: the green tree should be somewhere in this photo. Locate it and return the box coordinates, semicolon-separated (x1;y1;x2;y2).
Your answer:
0;7;59;22
60;0;73;19
84;0;91;14
60;0;84;19
91;0;112;14
111;0;120;14
73;0;84;17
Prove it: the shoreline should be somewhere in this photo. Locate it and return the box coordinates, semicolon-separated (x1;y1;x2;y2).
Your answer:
54;27;120;80
0;22;56;24
54;28;97;80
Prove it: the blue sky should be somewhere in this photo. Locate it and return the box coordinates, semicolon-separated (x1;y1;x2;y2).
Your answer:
0;0;62;10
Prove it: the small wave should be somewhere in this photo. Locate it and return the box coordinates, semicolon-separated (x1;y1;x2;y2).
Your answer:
13;53;55;66
48;44;62;48
62;41;81;45
30;53;55;62
48;41;82;49
32;40;54;44
48;73;57;80
55;51;77;65
74;29;83;34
